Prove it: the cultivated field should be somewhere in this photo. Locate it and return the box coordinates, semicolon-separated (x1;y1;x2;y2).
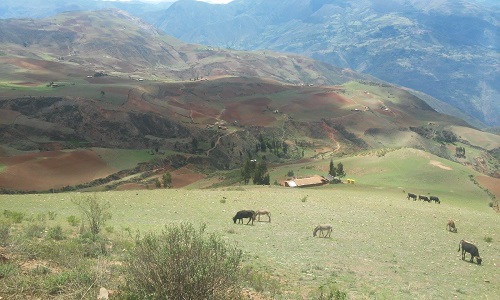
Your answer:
1;184;498;299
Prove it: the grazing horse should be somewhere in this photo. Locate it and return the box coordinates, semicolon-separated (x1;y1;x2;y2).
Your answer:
233;210;256;225
458;240;482;264
418;195;430;202
313;224;332;238
407;193;417;201
430;195;440;204
255;209;271;222
446;219;457;233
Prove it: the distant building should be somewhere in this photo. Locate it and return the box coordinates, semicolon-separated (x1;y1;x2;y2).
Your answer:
284;175;328;187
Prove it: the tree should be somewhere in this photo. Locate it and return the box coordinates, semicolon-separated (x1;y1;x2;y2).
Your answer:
71;194;111;235
191;137;199;152
155;178;162;188
263;174;271;185
241;159;252;185
282;141;288;154
253;161;269;185
329;159;336;177
336;162;345;178
163;172;172;188
455;146;466;158
258;134;267;152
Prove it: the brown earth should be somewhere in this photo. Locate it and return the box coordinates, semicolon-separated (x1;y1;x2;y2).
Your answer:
0;150;115;191
476;175;500;201
171;166;205;188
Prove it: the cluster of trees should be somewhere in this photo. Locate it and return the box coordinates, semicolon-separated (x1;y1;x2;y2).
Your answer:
255;134;290;158
240;158;270;185
409;126;458;144
455;146;466;158
329;159;345;178
155;172;172;188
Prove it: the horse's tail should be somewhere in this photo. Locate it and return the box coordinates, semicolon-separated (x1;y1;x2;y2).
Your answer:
313;226;318;237
458;240;462;252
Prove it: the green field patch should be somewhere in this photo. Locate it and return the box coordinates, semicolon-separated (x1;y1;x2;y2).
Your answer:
92;148;158;170
0;164;5;172
269;148;489;210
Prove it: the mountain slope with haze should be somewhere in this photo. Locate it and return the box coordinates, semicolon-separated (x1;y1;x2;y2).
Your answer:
0;9;498;192
144;0;500;127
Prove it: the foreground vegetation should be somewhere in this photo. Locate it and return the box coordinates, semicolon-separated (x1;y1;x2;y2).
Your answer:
1;183;498;299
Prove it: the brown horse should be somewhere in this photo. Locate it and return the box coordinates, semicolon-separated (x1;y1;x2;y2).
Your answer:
255;209;271;222
446;219;457;233
313;224;332;238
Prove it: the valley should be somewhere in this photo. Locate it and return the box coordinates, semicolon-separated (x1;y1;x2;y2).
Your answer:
0;7;499;299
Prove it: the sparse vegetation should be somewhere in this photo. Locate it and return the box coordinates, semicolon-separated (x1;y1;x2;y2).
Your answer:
124;223;244;299
71;193;111;235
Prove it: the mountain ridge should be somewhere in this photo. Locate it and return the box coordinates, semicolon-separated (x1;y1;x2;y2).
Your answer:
143;0;499;127
0;9;498;192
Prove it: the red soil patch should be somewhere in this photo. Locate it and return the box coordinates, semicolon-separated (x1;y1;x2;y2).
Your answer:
312;92;352;105
171;166;205;188
0;150;116;191
222;98;276;126
476;175;500;201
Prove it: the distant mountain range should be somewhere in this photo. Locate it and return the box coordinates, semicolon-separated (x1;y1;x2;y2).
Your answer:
141;0;500;128
1;0;498;128
1;9;499;192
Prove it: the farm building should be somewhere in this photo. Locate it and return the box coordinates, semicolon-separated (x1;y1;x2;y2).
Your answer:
283;175;328;187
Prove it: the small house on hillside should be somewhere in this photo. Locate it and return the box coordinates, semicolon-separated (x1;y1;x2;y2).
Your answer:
284;175;328;188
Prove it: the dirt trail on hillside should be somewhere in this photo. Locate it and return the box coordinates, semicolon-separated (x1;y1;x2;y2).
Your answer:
321;121;341;153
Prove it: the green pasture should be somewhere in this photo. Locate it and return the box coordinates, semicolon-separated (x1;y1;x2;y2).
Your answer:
1;186;498;299
92;148;157;170
267;148;492;210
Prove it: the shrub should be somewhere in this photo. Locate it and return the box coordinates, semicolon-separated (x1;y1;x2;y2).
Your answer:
0;263;18;278
43;267;94;296
310;283;347;300
105;226;115;234
125;223;244;300
36;213;46;222
47;225;65;241
67;215;80;227
48;211;57;220
0;218;11;245
301;195;309;202
241;265;281;297
484;236;493;243
24;222;45;239
3;210;24;223
71;194;111;235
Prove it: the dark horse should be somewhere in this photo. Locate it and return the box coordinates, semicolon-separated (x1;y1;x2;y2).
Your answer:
458;240;482;265
233;210;256;225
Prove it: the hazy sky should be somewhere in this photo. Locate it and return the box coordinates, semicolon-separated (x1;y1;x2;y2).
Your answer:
105;0;234;3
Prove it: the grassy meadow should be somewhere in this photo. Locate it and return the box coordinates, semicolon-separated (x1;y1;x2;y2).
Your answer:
1;182;498;299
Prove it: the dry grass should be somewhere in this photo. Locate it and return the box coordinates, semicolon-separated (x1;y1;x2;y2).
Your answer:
1;186;498;299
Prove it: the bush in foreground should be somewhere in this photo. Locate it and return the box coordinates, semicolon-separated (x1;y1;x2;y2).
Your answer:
124;223;244;300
